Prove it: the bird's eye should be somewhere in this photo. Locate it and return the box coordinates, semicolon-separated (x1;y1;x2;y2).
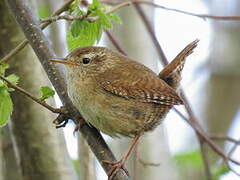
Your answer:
82;58;91;65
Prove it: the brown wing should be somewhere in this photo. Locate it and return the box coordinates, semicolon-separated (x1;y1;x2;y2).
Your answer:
97;59;183;106
158;39;199;89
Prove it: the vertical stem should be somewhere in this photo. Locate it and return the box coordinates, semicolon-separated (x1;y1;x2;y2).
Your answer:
199;139;212;180
133;3;168;64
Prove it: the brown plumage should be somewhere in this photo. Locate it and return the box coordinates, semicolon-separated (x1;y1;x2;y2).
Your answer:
50;39;199;179
159;39;199;89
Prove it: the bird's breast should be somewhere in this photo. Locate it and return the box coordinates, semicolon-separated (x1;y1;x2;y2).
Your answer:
67;75;171;137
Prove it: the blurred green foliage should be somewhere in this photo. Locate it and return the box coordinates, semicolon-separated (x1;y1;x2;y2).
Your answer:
173;149;229;180
38;3;51;19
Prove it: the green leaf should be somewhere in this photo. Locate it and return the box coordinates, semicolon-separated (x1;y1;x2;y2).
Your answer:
69;0;80;13
7;88;15;92
67;20;102;50
71;20;83;38
96;9;112;29
0;63;9;75
39;86;55;101
108;13;122;23
0;89;13;127
6;74;19;85
92;0;101;7
89;0;101;11
0;80;5;88
66;0;122;50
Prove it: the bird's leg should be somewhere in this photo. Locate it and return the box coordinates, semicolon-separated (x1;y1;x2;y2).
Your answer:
102;134;141;180
73;116;87;134
53;106;69;128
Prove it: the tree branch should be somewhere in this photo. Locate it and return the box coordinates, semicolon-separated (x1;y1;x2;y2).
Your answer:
0;74;63;114
199;140;212;180
0;0;74;63
40;1;131;24
5;0;129;179
103;0;240;21
0;40;28;63
105;30;127;56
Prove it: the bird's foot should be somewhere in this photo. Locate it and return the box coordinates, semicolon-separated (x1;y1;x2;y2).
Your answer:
102;159;129;180
53;113;69;128
53;106;69;128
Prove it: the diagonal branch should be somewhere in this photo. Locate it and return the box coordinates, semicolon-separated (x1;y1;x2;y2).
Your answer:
40;1;131;24
0;74;63;114
5;0;129;179
103;0;240;21
199;139;212;180
0;0;74;63
133;3;168;64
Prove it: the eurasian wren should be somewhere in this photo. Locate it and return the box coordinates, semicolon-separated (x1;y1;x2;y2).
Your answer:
51;39;199;179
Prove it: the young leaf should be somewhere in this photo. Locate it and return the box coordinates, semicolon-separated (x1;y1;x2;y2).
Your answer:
0;89;13;127
0;63;9;75
108;13;122;23
92;0;101;7
89;0;101;11
67;20;102;50
96;9;112;29
69;0;80;13
6;74;19;85
0;80;5;88
67;0;122;50
39;86;55;101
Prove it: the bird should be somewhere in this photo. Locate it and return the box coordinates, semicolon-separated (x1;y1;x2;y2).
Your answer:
50;39;199;179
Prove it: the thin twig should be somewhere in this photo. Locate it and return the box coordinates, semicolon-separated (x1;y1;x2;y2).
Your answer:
199;139;212;180
0;0;74;63
102;0;240;21
211;136;240;145
225;159;240;176
138;159;160;168
0;40;28;63
41;0;74;29
225;137;240;176
105;31;127;55
41;1;132;24
41;14;88;23
181;90;240;165
133;140;139;180
228;138;240;156
0;74;63;114
211;136;240;176
133;3;168;65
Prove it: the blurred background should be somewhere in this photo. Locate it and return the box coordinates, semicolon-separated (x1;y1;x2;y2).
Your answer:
1;0;240;179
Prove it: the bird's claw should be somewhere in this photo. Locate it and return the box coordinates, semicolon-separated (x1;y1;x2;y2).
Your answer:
53;113;69;128
102;159;129;180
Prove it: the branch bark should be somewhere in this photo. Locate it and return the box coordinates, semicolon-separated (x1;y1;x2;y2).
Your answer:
1;0;77;179
5;0;129;179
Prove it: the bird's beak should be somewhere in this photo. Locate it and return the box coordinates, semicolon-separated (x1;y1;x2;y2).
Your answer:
50;58;80;66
